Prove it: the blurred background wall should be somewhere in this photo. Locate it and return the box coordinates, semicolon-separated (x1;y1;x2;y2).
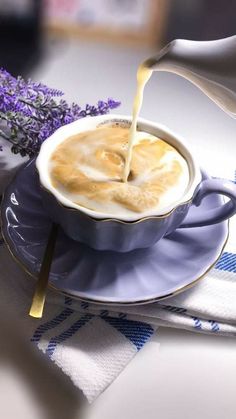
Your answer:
0;0;41;75
1;0;236;77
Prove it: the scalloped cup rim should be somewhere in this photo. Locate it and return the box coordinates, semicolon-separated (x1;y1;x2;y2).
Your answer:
36;114;202;223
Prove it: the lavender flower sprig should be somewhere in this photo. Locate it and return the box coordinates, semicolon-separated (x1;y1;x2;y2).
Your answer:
0;68;120;157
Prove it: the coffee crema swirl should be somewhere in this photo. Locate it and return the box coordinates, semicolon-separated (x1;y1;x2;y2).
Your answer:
49;126;189;216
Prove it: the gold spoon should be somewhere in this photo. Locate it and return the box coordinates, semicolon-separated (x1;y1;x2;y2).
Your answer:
29;223;58;318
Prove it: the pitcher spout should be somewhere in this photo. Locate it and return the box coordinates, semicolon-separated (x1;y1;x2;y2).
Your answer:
143;36;236;118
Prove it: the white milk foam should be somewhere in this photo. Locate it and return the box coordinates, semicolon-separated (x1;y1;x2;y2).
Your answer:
49;126;190;217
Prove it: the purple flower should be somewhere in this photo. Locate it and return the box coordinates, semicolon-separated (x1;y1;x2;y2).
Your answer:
108;98;121;109
0;68;120;157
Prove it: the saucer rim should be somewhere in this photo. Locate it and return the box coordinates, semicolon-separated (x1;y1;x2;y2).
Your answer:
0;160;229;305
1;220;229;305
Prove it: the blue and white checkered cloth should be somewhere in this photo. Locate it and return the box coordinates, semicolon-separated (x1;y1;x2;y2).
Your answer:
0;243;157;402
1;149;236;402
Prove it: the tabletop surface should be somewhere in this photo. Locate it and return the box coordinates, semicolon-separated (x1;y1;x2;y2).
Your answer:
1;37;236;419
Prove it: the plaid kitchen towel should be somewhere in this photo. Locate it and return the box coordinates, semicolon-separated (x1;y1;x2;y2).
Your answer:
0;241;157;403
0;143;236;402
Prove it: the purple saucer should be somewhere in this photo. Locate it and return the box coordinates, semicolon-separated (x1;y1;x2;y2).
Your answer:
1;159;228;305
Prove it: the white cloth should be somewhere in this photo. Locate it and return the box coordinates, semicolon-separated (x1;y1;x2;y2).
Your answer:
0;145;236;402
0;243;157;403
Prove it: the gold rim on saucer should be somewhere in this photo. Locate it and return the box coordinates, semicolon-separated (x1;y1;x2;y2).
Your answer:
0;198;229;306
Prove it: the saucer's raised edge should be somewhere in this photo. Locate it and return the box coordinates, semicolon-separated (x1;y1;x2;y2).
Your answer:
50;220;229;305
0;159;230;306
1;205;229;306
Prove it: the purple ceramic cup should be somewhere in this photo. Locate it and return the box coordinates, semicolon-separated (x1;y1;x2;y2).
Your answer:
36;114;236;252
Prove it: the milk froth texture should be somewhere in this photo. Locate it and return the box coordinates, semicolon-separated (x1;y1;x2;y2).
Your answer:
49;126;189;216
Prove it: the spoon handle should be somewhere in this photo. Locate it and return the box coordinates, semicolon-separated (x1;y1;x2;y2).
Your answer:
29;223;58;318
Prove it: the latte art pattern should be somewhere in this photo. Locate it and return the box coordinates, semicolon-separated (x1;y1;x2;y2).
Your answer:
50;126;189;216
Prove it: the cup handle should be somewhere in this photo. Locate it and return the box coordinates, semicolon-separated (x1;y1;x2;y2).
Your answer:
179;178;236;228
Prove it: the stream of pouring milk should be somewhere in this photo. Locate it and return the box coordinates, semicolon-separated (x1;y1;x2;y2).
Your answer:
123;64;153;182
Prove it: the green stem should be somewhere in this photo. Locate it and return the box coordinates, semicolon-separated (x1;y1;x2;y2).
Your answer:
5;91;59;111
0;128;34;155
0;129;10;142
0;112;36;135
